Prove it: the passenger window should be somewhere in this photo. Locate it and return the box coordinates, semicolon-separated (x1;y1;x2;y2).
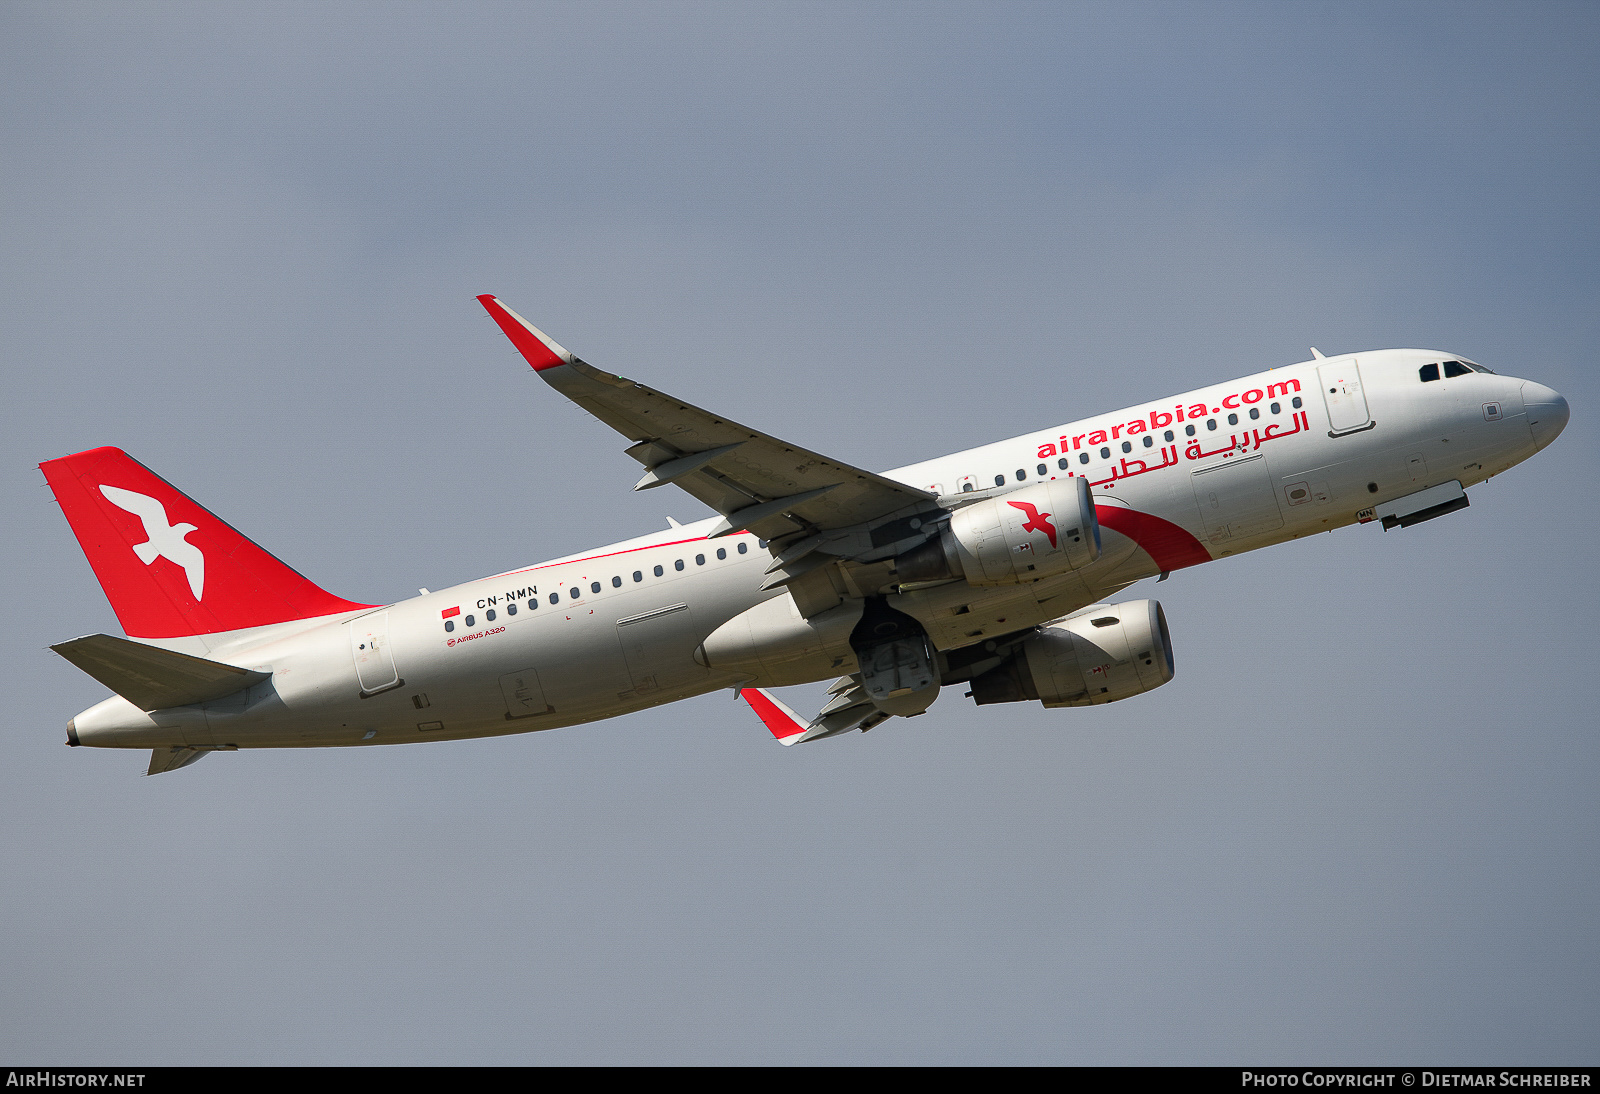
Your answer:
1443;361;1471;378
1015;469;1026;481
674;559;685;571
1142;435;1153;447
507;602;517;616
737;542;748;554
1185;424;1196;437
633;570;642;582
1037;463;1048;476
528;597;537;610
1419;363;1440;382
465;614;476;626
961;482;974;492
1292;396;1303;408
716;548;726;560
590;582;601;594
695;553;705;566
1249;407;1259;420
1270;402;1281;414
1121;441;1131;453
653;565;664;577
1227;413;1238;425
1078;452;1089;465
1164;430;1175;441
612;576;622;588
569;588;579;599
486;609;496;622
444;619;454;632
1099;447;1110;459
1207;419;1217;431
1058;458;1069;470
994;475;1005;487
549;592;559;604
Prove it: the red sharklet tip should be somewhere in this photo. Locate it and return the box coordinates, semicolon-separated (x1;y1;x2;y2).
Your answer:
740;688;806;741
477;294;569;372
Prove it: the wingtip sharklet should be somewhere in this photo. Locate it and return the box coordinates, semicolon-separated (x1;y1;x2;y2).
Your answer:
476;294;573;372
739;687;812;746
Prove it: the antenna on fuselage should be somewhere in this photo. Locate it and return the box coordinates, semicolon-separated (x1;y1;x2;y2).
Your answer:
1310;347;1326;359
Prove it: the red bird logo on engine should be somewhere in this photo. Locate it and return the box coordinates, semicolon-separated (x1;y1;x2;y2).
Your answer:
1007;500;1058;548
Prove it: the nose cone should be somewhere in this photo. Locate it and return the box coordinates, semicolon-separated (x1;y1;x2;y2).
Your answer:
1522;381;1571;451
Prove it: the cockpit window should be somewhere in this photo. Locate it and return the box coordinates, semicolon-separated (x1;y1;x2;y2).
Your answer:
1419;363;1440;383
1443;361;1472;378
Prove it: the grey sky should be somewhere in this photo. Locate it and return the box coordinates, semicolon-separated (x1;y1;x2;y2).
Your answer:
3;0;1596;1064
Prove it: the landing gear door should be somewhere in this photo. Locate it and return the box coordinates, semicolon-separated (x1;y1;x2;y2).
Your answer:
1318;360;1373;435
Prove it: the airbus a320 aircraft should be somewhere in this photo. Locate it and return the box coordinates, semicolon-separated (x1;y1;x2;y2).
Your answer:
43;297;1569;773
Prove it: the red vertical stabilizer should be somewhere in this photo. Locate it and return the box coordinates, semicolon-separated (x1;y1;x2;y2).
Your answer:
41;447;374;639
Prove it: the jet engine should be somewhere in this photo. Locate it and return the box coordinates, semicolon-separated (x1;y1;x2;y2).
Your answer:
896;476;1101;587
969;599;1173;707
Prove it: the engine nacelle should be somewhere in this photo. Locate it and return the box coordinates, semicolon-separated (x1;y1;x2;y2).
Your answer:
969;599;1174;707
897;477;1101;587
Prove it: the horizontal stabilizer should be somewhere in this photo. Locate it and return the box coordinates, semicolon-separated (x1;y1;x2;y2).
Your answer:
52;633;269;712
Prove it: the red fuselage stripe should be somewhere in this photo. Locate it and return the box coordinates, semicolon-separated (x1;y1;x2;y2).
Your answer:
1094;505;1212;571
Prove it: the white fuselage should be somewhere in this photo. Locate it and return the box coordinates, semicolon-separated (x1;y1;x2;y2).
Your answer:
69;349;1564;751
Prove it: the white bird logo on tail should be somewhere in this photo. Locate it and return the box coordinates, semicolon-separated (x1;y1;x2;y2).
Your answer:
98;485;205;600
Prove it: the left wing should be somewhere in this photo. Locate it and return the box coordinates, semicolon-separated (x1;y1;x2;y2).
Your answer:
478;295;936;545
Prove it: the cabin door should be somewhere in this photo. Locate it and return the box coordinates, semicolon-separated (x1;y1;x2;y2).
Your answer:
350;611;400;695
1318;360;1372;435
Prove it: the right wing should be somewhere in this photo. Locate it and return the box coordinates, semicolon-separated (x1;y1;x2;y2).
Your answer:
739;677;888;745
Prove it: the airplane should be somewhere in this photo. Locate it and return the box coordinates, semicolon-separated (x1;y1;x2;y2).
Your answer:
42;296;1570;773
